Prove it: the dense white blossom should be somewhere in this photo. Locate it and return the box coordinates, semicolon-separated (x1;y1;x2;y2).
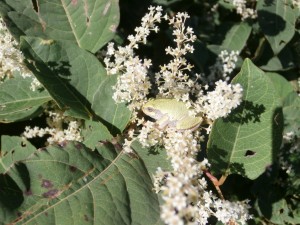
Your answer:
104;6;163;112
200;80;243;120
106;6;249;225
0;18;42;90
206;50;240;83
155;12;199;102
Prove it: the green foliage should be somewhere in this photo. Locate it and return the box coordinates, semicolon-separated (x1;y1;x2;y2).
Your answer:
0;71;51;122
0;0;119;53
0;0;299;224
221;22;252;51
0;138;160;224
207;59;283;179
92;75;131;133
257;0;299;55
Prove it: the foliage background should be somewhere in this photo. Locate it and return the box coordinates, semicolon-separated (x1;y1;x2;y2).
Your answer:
0;0;299;224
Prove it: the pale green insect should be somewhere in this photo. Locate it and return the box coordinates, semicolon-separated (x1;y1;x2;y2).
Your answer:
142;99;203;130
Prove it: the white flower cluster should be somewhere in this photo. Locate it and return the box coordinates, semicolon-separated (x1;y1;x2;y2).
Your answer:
0;18;30;80
148;128;251;225
207;50;240;83
219;50;239;78
104;6;163;112
213;199;252;224
232;0;257;20
200;80;243;120
23;121;82;144
0;17;42;90
23;105;82;145
106;6;248;225
156;12;198;102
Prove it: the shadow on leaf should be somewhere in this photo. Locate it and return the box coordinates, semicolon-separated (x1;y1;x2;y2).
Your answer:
47;61;71;79
208;144;246;177
224;100;266;124
0;173;24;210
258;10;286;36
263;0;275;6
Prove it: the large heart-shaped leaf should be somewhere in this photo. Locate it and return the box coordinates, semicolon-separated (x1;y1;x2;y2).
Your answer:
0;139;161;225
1;0;119;53
207;59;283;180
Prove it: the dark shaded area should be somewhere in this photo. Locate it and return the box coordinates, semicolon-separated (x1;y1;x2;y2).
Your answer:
15;163;31;192
31;0;38;13
0;174;24;210
244;150;256;157
251;163;284;219
228;162;246;176
220;174;254;200
47;61;72;78
272;107;283;162
257;10;285;36
147;145;163;156
69;165;77;172
207;144;247;177
0;115;48;149
224;100;266;124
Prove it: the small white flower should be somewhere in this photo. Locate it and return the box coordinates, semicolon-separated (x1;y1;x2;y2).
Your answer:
23;105;82;145
232;0;257;20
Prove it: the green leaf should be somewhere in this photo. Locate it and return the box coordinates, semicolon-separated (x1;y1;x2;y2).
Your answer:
0;71;51;123
221;22;252;51
0;135;36;174
81;120;113;149
131;141;171;216
20;36;130;132
267;198;300;224
207;59;283;180
266;72;294;101
257;0;298;54
20;36;105;120
0;135;37;206
92;75;131;134
282;91;300;137
131;141;172;177
0;141;160;225
2;0;119;53
257;190;299;224
260;46;295;71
